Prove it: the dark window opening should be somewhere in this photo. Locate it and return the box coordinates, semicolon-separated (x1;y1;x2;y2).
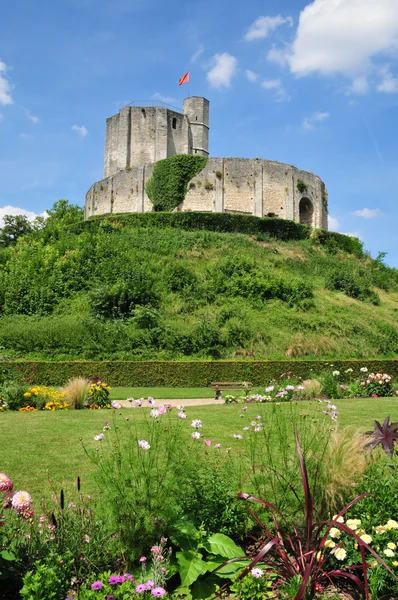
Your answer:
299;197;314;227
195;116;198;121
172;117;177;129
141;109;146;118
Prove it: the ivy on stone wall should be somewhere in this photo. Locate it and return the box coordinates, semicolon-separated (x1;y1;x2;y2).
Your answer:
145;154;208;212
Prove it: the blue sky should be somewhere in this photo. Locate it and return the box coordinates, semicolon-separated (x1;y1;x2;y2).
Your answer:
1;0;398;266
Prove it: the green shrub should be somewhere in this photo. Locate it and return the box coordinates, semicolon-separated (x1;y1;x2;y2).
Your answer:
90;271;159;318
326;270;380;304
0;382;27;411
145;155;208;211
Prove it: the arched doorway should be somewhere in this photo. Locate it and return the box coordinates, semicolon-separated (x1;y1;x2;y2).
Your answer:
299;197;314;227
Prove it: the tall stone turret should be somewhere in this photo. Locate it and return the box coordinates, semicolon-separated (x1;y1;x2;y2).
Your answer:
183;96;209;157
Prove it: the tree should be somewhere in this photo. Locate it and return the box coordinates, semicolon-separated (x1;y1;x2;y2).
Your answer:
0;214;32;247
41;200;84;240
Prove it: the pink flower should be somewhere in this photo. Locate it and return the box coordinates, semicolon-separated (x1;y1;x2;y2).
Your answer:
177;411;187;419
111;401;121;409
158;406;167;415
242;406;248;411
91;581;104;590
11;491;32;513
146;580;155;589
94;433;104;441
0;473;13;493
191;432;201;439
139;556;147;562
233;434;242;440
204;439;212;447
138;440;150;450
135;584;147;593
214;443;221;449
50;533;55;540
151;545;162;554
191;419;202;429
151;587;167;597
134;400;143;407
84;535;90;543
148;397;156;406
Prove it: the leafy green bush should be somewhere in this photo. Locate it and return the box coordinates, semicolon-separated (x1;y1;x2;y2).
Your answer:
145;155;208;211
326;270;380;304
90;270;159;318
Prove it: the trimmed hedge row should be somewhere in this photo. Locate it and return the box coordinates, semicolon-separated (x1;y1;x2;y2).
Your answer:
77;212;363;256
2;359;398;387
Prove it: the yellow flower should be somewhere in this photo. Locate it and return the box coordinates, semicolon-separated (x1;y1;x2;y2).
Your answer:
334;548;346;561
329;528;341;539
370;561;378;569
388;542;397;550
325;539;336;549
315;551;322;561
393;561;398;567
360;534;372;544
388;520;398;529
384;548;395;557
23;392;31;397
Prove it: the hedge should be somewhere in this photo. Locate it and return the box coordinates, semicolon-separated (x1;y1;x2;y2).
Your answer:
76;212;363;256
2;359;398;387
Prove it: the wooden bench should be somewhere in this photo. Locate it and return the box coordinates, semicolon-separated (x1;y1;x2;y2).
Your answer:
210;382;252;400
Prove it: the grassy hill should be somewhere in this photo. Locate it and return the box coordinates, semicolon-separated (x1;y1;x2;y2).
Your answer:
0;209;397;361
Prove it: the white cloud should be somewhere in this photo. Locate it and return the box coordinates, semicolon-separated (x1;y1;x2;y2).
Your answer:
289;0;398;91
207;53;238;89
267;46;290;67
302;110;330;130
0;60;12;106
151;92;177;105
191;46;204;63
0;205;46;227
377;65;398;92
352;208;381;218
25;109;40;124
244;15;293;41
328;215;340;230
72;124;88;138
261;78;290;102
246;69;258;82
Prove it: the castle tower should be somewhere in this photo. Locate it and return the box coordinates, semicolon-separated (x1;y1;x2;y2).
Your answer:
183;97;209;157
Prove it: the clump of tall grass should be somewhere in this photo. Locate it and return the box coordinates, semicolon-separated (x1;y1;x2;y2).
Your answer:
320;428;367;516
62;377;89;410
302;378;323;398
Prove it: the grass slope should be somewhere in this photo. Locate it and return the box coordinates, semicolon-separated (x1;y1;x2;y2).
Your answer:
1;399;395;498
0;217;398;361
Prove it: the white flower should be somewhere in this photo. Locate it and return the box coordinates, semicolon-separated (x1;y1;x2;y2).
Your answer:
387;520;398;529
191;432;201;439
346;519;361;530
138;440;150;450
360;534;372;544
233;434;243;439
384;548;395;557
265;386;274;393
334;547;346;561
191;419;202;429
345;368;353;373
177;404;184;410
325;539;336;549
111;401;121;409
388;542;397;550
376;525;386;534
94;433;104;441
251;568;263;578
150;409;160;418
332;515;344;524
254;427;261;432
360;367;368;373
329;527;341;539
285;385;295;391
158;406;167;415
332;370;340;376
177;411;187;419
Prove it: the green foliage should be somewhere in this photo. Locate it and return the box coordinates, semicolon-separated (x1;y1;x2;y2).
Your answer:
230;572;275;600
0;215;32;247
20;557;71;600
326;269;380;304
296;179;308;193
145;155;208;211
0;382;27;411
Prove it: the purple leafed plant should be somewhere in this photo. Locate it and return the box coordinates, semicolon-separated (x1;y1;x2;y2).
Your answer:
222;427;397;600
365;415;398;456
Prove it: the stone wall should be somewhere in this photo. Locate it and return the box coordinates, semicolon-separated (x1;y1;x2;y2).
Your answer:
85;157;328;229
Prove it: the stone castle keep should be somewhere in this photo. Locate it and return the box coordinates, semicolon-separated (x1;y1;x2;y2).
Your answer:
85;97;328;229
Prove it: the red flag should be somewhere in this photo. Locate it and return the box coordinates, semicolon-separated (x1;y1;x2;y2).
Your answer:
178;71;190;86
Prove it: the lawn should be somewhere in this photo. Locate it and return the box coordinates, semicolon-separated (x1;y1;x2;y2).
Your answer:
2;397;396;501
105;387;265;399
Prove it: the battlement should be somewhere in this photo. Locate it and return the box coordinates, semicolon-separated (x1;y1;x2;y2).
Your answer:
104;97;209;178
